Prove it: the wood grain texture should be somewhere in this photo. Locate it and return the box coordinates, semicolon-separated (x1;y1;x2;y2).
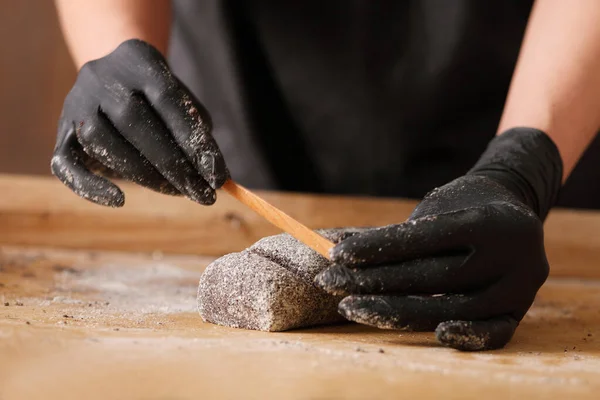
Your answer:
222;179;335;258
1;174;599;278
0;246;598;399
0;174;413;255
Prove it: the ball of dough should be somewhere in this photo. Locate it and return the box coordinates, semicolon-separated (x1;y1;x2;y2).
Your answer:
197;228;366;331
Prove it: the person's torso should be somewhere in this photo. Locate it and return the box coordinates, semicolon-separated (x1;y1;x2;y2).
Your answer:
168;0;600;209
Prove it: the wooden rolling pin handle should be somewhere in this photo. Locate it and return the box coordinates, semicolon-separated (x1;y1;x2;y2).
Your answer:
221;179;335;259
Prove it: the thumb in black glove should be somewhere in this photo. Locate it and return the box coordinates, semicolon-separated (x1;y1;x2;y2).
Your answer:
315;128;563;351
51;39;229;207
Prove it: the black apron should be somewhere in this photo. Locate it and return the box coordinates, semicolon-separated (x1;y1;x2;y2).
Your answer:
168;0;600;209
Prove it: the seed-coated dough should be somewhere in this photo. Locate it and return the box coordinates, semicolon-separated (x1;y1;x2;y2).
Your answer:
197;229;366;331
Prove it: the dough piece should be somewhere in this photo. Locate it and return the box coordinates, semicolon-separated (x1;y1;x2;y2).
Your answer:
197;228;365;331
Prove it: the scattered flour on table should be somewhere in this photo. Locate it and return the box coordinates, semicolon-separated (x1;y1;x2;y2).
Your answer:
53;263;201;314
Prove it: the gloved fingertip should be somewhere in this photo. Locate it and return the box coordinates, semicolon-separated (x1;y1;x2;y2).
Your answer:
51;155;125;208
208;172;229;190
199;153;229;190
329;242;358;265
435;318;516;351
91;187;125;208
338;296;402;330
337;296;372;322
314;265;356;296
435;321;488;351
193;188;217;205
182;177;217;205
329;231;389;266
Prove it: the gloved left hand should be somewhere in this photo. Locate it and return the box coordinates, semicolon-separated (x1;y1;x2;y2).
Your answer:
315;128;563;351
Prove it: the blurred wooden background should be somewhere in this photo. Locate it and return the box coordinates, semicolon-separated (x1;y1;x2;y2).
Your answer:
0;0;75;176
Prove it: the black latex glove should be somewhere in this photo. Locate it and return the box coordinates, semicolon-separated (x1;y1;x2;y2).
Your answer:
316;128;563;351
51;39;229;207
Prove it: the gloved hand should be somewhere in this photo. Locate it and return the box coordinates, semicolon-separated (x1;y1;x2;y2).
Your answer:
51;39;229;207
315;128;563;351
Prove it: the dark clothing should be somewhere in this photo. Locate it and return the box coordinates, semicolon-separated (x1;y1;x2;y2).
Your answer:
168;0;600;209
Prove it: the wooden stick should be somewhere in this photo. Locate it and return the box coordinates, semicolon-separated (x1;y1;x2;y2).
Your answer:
221;179;335;259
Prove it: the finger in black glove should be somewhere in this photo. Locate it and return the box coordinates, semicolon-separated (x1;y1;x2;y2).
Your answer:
316;128;563;351
51;39;229;207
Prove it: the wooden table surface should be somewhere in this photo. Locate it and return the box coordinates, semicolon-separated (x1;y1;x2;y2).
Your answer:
1;175;599;399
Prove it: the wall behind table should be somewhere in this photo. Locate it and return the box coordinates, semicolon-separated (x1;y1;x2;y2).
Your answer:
0;0;75;176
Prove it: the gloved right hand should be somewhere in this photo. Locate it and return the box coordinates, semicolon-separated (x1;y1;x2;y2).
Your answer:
51;39;229;207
